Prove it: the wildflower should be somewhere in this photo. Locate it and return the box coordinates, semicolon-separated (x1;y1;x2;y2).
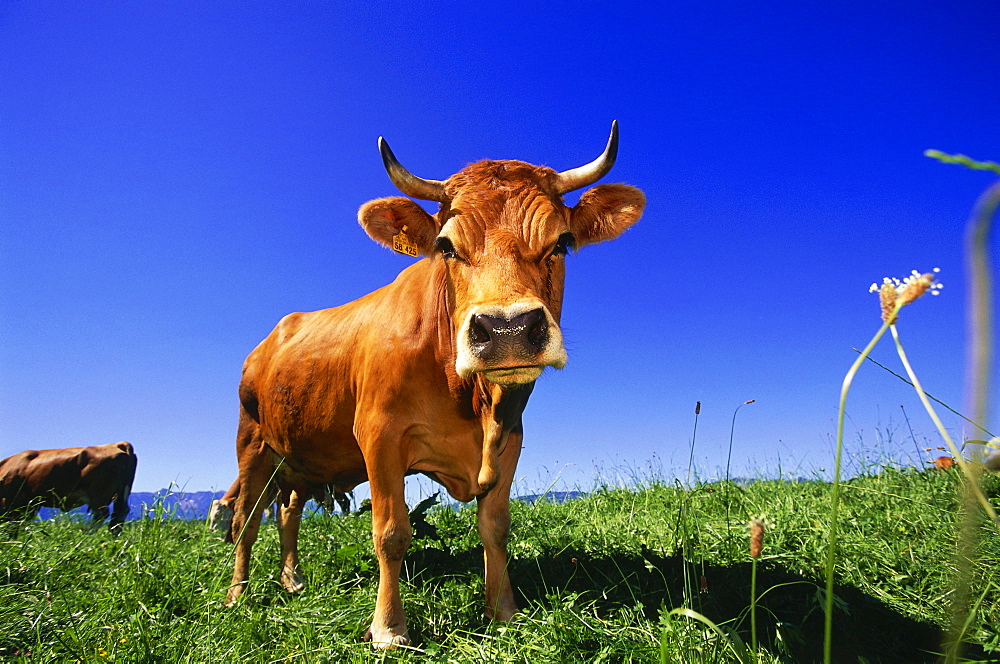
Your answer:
869;268;942;323
750;519;764;558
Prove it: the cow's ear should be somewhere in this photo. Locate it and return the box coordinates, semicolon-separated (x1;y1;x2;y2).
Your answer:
569;184;645;247
358;197;439;255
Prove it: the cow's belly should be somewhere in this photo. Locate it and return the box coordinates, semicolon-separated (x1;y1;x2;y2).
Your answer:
262;397;514;503
265;426;368;488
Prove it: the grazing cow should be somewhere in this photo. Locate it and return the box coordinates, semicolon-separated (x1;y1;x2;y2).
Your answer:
207;479;241;532
210;477;353;533
0;442;137;531
208;478;351;542
226;122;645;646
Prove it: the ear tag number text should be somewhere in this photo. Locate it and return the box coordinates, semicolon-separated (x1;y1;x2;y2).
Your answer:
392;226;418;257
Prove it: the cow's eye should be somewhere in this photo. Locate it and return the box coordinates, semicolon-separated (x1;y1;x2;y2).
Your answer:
551;232;575;257
434;237;462;260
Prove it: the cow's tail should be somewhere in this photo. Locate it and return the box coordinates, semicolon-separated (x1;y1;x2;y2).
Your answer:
110;443;138;531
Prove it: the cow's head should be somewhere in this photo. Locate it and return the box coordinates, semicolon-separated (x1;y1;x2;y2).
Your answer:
359;122;645;387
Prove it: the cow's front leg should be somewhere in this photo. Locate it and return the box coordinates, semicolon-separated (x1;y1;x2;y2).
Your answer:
365;469;412;648
477;429;522;621
277;486;306;594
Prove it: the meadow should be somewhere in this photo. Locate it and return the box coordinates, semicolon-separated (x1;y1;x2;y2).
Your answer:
1;465;998;663
3;158;997;663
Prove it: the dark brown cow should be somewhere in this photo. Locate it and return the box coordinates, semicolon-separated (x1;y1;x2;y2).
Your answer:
226;122;645;646
0;442;137;531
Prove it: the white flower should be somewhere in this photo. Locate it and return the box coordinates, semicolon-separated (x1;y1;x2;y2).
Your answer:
871;268;942;322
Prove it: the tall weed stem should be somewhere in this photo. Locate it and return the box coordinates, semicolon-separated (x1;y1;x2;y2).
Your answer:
680;402;702;611
965;181;999;430
750;557;758;656
749;519;763;656
891;322;998;663
824;313;895;664
889;326;997;523
953;179;1000;661
724;400;755;531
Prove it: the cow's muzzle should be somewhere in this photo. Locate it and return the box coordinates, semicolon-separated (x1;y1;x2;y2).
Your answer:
456;305;567;385
469;309;548;360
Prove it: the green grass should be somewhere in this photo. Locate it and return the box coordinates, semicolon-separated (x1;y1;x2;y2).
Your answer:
2;467;998;662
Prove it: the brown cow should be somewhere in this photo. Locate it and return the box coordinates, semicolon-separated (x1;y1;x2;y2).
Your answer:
931;455;955;470
226;122;645;646
0;441;137;531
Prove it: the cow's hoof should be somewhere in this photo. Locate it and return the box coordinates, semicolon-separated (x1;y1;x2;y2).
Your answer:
363;627;410;649
280;569;305;594
224;584;245;607
487;606;518;622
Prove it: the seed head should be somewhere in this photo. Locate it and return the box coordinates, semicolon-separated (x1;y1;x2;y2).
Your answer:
749;519;764;558
869;268;942;323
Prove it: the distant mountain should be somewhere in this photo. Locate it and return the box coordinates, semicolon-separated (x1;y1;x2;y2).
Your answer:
516;490;586;504
37;489;227;523
34;488;587;522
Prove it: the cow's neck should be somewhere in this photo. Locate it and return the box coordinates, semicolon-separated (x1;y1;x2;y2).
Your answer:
424;256;535;493
471;375;533;491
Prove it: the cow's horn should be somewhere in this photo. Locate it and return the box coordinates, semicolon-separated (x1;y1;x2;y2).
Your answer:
378;137;447;202
554;120;619;195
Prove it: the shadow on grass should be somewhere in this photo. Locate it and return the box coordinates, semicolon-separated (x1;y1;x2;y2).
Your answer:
402;544;988;664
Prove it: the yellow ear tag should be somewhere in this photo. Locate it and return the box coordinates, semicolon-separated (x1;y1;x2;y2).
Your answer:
392;225;418;257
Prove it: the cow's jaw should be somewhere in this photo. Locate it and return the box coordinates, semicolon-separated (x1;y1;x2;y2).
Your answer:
454;299;567;386
482;367;544;386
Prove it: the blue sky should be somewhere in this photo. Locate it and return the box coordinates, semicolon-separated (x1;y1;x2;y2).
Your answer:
2;2;998;494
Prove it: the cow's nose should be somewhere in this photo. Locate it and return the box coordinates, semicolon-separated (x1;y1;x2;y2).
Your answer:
469;309;548;358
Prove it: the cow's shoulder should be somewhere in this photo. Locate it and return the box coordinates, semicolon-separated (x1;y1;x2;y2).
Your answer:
0;450;33;478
